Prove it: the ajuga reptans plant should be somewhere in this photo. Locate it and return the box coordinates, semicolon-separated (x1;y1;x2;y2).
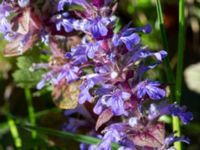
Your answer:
0;0;193;150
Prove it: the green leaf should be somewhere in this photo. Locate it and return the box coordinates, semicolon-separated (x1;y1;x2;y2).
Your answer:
12;56;45;88
24;125;120;150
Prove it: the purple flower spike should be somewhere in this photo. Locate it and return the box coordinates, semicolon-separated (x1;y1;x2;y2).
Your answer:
137;80;166;100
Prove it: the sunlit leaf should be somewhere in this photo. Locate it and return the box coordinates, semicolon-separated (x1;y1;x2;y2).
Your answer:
184;62;200;94
52;81;81;109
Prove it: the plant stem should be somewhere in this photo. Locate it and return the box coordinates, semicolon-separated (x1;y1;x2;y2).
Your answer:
155;0;175;89
5;104;22;149
24;88;37;139
173;0;185;149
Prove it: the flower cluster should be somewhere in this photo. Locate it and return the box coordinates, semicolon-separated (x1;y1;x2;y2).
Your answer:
1;0;193;150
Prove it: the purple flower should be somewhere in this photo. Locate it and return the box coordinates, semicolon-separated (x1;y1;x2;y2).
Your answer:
94;88;131;115
164;134;190;146
167;104;193;124
86;42;100;59
97;129;121;150
89;17;109;39
148;102;193;124
36;71;57;89
52;12;73;32
67;42;100;64
120;33;140;51
92;0;104;7
112;24;151;49
57;64;79;83
0;2;12;17
0;2;13;35
0;17;11;33
66;45;88;65
63;118;88;132
79;74;105;104
128;49;167;64
57;0;68;11
136;80;166;100
57;0;90;11
4;31;18;41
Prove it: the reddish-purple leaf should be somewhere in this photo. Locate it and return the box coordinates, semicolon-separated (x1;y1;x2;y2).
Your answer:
129;123;165;148
95;108;113;131
3;33;38;57
13;8;31;35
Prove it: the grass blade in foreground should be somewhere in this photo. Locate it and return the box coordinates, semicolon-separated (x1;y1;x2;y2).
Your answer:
5;104;22;149
24;125;120;149
25;88;37;139
155;0;175;88
173;0;185;149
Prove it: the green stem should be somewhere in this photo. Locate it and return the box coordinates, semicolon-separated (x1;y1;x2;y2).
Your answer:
24;125;120;150
24;88;37;139
155;0;175;89
5;105;22;149
173;0;185;149
176;0;185;103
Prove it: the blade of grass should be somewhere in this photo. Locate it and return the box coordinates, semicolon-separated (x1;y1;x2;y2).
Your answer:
0;107;61;133
155;0;175;98
5;104;22;149
173;0;185;149
25;88;37;139
24;125;120;150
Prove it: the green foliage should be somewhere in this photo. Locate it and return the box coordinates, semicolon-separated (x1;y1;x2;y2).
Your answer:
12;56;45;88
